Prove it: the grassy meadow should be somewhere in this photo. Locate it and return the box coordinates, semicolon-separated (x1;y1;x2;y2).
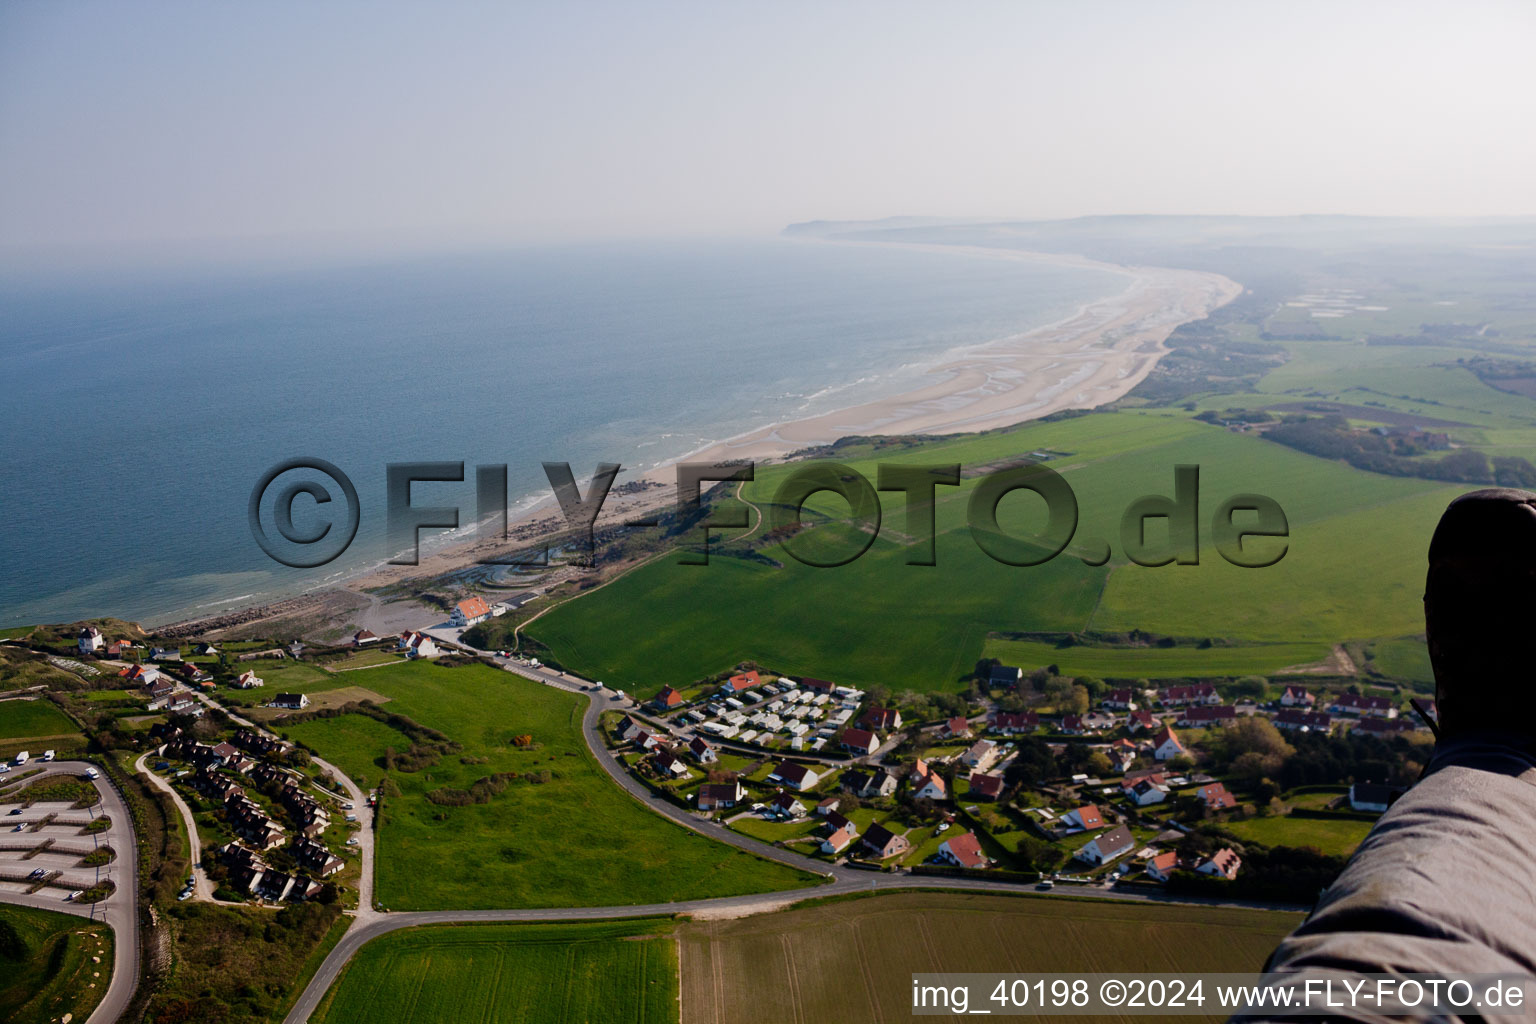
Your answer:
313;919;678;1024
0;904;114;1024
279;659;820;910
0;697;79;740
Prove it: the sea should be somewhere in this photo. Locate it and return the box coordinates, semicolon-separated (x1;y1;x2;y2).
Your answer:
0;237;1123;628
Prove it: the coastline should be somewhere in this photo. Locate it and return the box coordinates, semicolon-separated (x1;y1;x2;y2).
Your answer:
159;242;1241;636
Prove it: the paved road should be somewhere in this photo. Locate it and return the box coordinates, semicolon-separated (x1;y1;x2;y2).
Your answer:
281;658;1307;1022
0;760;140;1024
132;752;227;903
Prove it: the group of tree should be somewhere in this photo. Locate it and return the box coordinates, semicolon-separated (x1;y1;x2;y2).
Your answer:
1265;414;1536;487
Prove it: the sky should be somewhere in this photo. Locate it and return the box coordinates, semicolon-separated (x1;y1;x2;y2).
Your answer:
2;1;1534;267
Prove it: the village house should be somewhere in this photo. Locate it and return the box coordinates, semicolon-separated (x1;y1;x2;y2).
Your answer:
840;727;879;757
120;663;162;686
451;596;492;627
1177;704;1237;728
1279;685;1315;707
234;669;264;689
988;665;1023;688
614;715;644;743
687;735;718;763
653;749;688;778
292;837;344;877
936;831;987;869
1151;726;1186;761
182;663;212;684
1274;708;1332;733
150;646;182;662
1156;683;1220;707
841;768;898;799
959;738;999;770
815;796;841;816
1197;848;1243;880
1145;850;1181;882
767;791;805;818
1353;716;1413;737
822;824;856;855
1060;804;1104;831
989;710;1038;735
1076;824;1134;865
107;639;138;657
634;731;665;752
967;771;1005;801
910;759;948;801
800;677;836;695
720;670;760;694
941;715;971;739
352;629;380;646
1196;782;1237;811
651;686;684;710
1348;782;1405;813
270;692;310;710
78;626;104;653
860;822;910;859
1127;777;1169;806
1126;709;1157;733
1102;688;1138;710
1328;693;1397;719
1059;715;1088;736
860;707;903;731
697;780;746;812
766;761;820;792
397;631;439;659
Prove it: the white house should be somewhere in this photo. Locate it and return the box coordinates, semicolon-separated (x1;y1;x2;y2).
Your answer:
397;631;439;659
78;627;104;653
1060;804;1104;831
1279;685;1314;707
1197;848;1242;880
936;831;987;869
1348;782;1401;813
959;739;998;770
1145;851;1180;882
1151;726;1187;762
1075;825;1134;865
234;670;264;689
697;781;745;811
1127;778;1169;806
822;824;856;855
270;692;310;710
688;736;718;763
910;759;948;801
766;761;820;792
451;596;492;628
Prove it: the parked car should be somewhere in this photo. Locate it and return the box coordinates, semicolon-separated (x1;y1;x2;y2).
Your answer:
68;890;84;901
42;750;55;762
1036;880;1055;890
12;824;23;832
29;868;46;879
8;807;21;815
936;823;950;833
83;767;99;780
177;890;192;901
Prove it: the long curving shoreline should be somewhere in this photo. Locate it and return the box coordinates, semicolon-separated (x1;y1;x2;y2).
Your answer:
163;242;1241;635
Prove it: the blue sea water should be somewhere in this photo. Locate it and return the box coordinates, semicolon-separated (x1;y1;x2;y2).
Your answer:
0;238;1122;627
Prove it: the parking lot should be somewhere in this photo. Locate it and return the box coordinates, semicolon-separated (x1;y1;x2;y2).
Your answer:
0;793;124;907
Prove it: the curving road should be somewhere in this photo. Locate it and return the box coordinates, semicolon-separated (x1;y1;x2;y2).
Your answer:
0;760;140;1024
280;656;1307;1023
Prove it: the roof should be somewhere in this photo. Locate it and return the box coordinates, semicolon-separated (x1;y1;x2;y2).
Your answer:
725;670;760;691
655;687;683;706
1070;804;1103;829
1090;825;1134;857
1203;847;1242;877
862;822;903;852
769;791;801;809
1149;850;1179;873
990;710;1037;729
861;707;900;729
1152;726;1184;750
274;692;304;703
841;727;877;750
1198;782;1237;809
456;596;491;619
946;716;970;733
699;782;742;801
911;762;947;797
769;761;814;785
968;772;1004;798
825;824;855;849
941;831;985;868
801;677;835;692
1275;708;1332;729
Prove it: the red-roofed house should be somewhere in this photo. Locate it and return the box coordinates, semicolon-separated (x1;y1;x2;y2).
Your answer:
911;759;948;800
1145;851;1180;882
937;831;988;869
688;736;718;763
967;772;1005;800
721;670;760;694
1151;726;1186;761
860;707;903;731
652;686;684;710
1280;685;1314;707
822;824;856;855
1061;804;1104;831
1177;705;1237;727
1329;693;1398;719
942;716;971;739
1197;782;1237;811
989;711;1038;734
1102;688;1138;710
1127;709;1157;732
841;727;879;757
1274;708;1332;732
1198;848;1242;880
767;761;819;791
1157;684;1219;707
451;596;492;627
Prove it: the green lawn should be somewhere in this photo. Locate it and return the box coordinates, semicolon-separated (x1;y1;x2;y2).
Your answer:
1221;814;1374;857
1366;637;1435;684
219;659;352;706
527;411;1461;692
313;920;678;1024
980;638;1329;678
0;698;80;740
280;660;820;910
0;904;114;1024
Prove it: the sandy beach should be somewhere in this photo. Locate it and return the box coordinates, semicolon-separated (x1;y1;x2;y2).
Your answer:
168;242;1240;637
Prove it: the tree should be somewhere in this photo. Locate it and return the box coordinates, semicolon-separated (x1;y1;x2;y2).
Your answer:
1231;676;1267;699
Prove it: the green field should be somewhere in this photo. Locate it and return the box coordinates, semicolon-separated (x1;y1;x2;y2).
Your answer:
0;904;114;1024
1365;637;1435;684
1220;814;1374;857
0;698;80;739
528;411;1459;691
979;637;1329;679
313;919;678;1024
677;891;1301;1023
280;660;819;910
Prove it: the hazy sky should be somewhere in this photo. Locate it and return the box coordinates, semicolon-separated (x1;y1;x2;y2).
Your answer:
2;1;1534;264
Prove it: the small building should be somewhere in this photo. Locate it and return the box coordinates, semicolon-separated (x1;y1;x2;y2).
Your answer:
1075;824;1134;866
910;759;948;801
1328;693;1398;719
352;629;380;646
271;693;310;710
800;677;836;695
942;716;971;739
652;687;684;710
1279;685;1314;707
988;665;1023;688
687;736;718;763
860;823;910;859
720;670;760;694
234;669;264;689
1197;848;1242;880
1061;804;1104;831
959;739;998;770
1274;708;1332;733
967;771;1005;801
766;761;820;792
767;791;805;818
989;710;1037;734
451;596;492;627
1127;777;1169;807
1348;782;1405;814
822;824;856;855
842;769;897;799
1151;726;1186;761
653;749;689;778
1102;688;1138;710
397;631;439;659
936;831;987;869
815;796;841;816
697;780;745;811
150;646;182;662
860;707;902;732
1178;705;1237;728
1145;850;1180;882
840;727;879;757
78;627;104;653
1197;782;1237;811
